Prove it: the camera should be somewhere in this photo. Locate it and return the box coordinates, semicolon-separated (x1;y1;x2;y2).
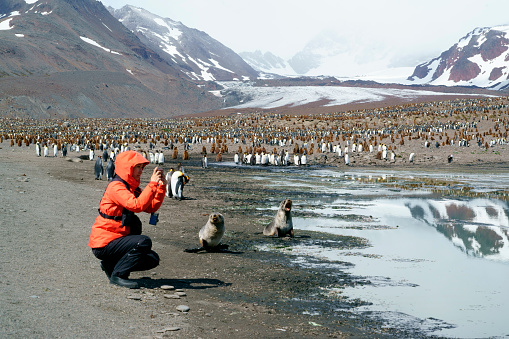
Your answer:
149;212;159;225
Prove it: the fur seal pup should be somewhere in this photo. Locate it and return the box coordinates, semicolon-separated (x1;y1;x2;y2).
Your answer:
263;199;294;237
184;213;228;253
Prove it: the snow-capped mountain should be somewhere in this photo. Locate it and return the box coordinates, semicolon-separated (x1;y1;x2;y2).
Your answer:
108;5;258;82
238;50;296;78
408;25;509;90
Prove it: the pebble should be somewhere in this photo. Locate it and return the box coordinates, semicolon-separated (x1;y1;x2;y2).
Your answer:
175;289;185;292
175;291;187;297
127;295;142;300
156;327;180;333
176;305;190;312
164;294;180;299
160;285;175;290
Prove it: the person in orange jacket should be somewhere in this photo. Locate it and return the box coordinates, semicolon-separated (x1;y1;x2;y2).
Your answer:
89;150;167;289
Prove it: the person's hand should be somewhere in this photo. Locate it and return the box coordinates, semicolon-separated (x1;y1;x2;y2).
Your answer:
158;167;168;185
150;167;165;185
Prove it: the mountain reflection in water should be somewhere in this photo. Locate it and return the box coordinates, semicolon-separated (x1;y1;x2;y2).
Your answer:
210;164;509;337
240;166;509;338
406;199;509;260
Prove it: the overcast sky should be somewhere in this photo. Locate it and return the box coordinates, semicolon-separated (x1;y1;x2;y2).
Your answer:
101;0;509;62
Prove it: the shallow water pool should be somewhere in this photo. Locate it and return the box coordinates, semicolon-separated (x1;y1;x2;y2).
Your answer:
244;165;509;338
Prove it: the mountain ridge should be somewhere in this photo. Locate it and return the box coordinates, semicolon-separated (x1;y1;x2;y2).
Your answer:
108;5;258;82
0;0;222;118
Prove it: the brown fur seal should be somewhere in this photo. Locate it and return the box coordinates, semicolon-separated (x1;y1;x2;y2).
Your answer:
184;213;228;252
263;199;294;237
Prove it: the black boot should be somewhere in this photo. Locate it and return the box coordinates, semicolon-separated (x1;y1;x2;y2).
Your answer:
110;275;139;289
100;261;113;279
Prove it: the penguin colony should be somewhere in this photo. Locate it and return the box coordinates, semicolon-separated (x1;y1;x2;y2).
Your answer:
2;96;509;251
2;96;509;168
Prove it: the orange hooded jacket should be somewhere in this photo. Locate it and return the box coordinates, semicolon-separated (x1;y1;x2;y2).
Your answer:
88;150;166;248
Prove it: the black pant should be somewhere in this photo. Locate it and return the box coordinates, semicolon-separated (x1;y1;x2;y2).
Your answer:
92;235;160;278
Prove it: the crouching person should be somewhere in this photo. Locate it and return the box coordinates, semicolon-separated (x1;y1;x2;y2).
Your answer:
89;150;167;289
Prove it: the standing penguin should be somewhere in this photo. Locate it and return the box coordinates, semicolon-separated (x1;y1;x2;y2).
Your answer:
89;148;94;161
158;151;165;165
171;169;185;200
293;153;300;166
202;154;208;168
234;152;239;164
301;153;307;165
36;142;41;157
409;153;415;163
105;159;115;180
102;149;109;162
165;168;174;198
94;156;103;180
53;144;58;157
43;144;49;157
62;144;67;157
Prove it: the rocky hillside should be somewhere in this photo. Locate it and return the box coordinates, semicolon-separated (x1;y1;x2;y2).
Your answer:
408;26;509;90
0;0;222;119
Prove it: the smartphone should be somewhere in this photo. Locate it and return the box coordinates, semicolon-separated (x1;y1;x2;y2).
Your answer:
149;213;159;225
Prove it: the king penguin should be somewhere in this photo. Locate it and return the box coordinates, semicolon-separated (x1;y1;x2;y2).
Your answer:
94;156;103;180
105;159;115;180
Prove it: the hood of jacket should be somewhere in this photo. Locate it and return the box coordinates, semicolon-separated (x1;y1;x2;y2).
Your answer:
114;150;149;188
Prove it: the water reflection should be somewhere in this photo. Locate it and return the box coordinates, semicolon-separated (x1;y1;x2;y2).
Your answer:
406;199;509;260
236;166;509;338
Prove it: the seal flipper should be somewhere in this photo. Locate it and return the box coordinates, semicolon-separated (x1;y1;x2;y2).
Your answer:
206;243;229;252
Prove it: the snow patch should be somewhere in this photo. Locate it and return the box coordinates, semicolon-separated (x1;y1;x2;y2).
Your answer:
80;36;122;55
0;18;14;30
153;17;182;40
